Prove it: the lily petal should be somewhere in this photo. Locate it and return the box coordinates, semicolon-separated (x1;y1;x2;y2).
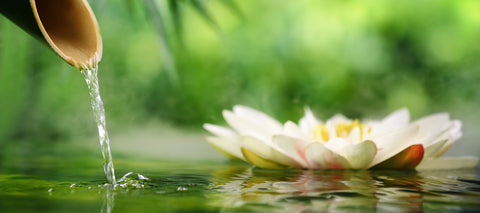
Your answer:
283;121;307;139
413;113;450;135
434;120;462;157
326;114;350;125
416;156;479;170
273;135;311;168
423;139;448;158
205;136;245;161
372;144;424;170
325;138;376;169
324;138;352;152
372;108;409;134
241;148;287;169
299;107;321;137
203;124;237;137
233;105;283;132
412;113;451;147
348;126;362;144
337;140;377;169
305;143;350;169
242;136;299;167
223;110;272;143
369;125;419;167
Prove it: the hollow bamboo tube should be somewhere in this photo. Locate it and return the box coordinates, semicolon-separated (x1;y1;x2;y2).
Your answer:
0;0;102;69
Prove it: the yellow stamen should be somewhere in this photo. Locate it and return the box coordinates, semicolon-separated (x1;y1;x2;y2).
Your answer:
336;119;359;137
321;125;329;141
312;119;370;142
360;123;367;139
312;124;330;142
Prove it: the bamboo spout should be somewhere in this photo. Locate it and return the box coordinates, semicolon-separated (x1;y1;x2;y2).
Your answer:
0;0;102;69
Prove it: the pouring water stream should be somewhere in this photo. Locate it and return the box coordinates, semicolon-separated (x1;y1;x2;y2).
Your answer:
81;66;116;185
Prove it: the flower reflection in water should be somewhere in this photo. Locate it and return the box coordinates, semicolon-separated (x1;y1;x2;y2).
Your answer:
208;166;480;212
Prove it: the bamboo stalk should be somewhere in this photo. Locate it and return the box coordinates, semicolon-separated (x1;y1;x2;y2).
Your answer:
0;0;102;69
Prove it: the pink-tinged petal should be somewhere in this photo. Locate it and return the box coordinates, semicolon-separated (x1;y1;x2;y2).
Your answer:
371;144;424;170
241;148;287;169
299;107;321;136
233;105;283;132
203;124;237;137
305;143;350;169
273;135;311;168
242;136;299;167
369;125;419;167
339;140;377;169
205;136;245;161
223;110;272;143
416;156;478;170
283;121;307;139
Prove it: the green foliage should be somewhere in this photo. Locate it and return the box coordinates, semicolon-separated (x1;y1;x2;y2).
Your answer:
1;0;480;143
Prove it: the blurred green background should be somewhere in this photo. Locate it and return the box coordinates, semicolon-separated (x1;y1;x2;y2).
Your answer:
1;0;479;159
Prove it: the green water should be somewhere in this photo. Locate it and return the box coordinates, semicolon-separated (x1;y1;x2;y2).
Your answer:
0;141;479;213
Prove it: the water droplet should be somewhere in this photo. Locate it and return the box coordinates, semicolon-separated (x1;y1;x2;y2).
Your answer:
177;187;188;191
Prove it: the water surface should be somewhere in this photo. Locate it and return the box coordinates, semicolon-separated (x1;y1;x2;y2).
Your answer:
0;142;479;212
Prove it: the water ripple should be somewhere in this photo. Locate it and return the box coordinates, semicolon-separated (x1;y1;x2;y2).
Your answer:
208;168;480;212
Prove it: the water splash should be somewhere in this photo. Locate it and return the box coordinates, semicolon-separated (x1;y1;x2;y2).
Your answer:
81;66;116;185
116;172;151;189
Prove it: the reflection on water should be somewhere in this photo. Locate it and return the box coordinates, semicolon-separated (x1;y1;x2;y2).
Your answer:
0;159;479;212
101;189;114;213
208;166;480;212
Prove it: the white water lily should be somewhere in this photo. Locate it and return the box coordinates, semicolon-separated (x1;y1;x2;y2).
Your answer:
204;105;478;170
